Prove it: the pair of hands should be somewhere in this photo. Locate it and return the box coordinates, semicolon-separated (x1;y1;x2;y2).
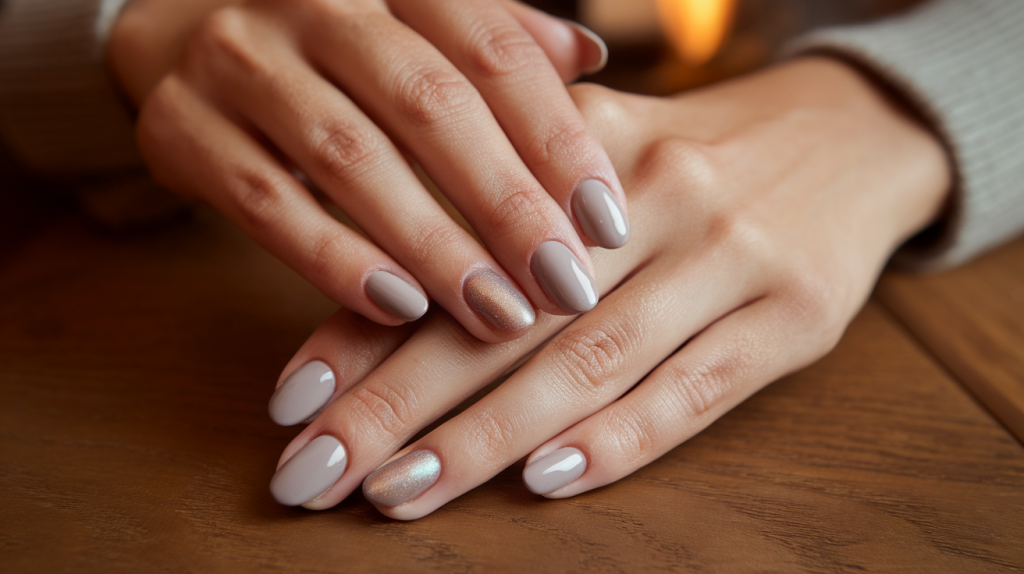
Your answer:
110;0;949;519
111;0;622;343
266;60;948;519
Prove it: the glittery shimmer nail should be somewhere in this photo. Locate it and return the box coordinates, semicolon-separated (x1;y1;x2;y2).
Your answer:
463;269;535;333
362;450;441;508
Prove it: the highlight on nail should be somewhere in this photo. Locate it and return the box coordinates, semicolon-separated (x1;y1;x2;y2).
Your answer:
362;450;441;508
270;435;348;506
365;271;429;322
268;360;336;426
463;269;535;333
523;447;587;495
572;179;629;249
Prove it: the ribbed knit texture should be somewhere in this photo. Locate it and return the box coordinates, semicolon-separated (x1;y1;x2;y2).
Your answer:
789;0;1024;270
0;0;137;177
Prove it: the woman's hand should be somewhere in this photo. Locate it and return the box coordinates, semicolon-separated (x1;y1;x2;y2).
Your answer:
107;0;627;342
264;57;950;517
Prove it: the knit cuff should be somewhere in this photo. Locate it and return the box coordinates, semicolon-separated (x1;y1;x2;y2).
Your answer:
787;0;1024;271
0;0;139;177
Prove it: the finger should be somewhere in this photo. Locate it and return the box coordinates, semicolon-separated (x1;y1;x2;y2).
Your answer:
299;5;599;316
359;253;766;520
523;295;834;498
193;10;536;342
268;308;416;427
392;0;629;250
265;244;642;509
501;1;608;82
136;75;424;326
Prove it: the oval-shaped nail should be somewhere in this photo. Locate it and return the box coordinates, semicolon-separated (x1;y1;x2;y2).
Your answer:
270;435;347;506
531;241;598;313
566;21;608;75
523;447;587;495
366;271;428;322
268;361;336;426
573;180;629;249
464;269;535;333
362;450;441;508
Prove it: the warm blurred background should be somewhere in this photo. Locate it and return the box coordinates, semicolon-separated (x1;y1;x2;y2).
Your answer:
528;0;923;94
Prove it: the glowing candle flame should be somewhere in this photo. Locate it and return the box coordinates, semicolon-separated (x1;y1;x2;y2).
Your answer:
656;0;736;65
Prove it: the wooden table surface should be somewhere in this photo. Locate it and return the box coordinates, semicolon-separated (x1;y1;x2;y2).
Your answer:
2;203;1023;572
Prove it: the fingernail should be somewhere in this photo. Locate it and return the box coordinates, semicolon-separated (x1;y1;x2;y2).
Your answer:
268;361;336;426
366;271;428;322
464;269;535;333
523;447;587;495
567;21;608;75
573;180;629;249
531;241;598;313
270;435;347;506
362;450;441;508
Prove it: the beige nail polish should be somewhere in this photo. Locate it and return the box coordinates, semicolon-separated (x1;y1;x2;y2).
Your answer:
523;447;586;495
268;361;335;426
270;435;347;506
365;271;428;322
573;180;630;249
531;241;599;313
463;269;535;333
362;450;441;508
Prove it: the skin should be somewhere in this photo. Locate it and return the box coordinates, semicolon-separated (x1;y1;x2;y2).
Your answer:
272;57;951;519
108;0;624;342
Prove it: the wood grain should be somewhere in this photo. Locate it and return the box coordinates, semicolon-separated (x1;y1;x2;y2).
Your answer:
878;237;1024;444
1;212;1023;573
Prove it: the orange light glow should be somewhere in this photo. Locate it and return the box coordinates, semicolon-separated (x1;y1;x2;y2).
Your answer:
656;0;736;65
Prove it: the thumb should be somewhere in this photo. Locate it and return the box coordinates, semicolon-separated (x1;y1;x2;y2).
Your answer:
503;1;608;83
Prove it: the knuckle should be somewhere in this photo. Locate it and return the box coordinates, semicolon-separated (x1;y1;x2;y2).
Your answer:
394;67;477;127
549;322;638;397
569;83;625;125
605;406;659;466
641;137;721;201
307;122;383;181
348;384;418;444
306;228;352;282
465;408;520;465
781;262;845;350
528;120;592;173
487;184;548;234
664;356;735;418
401;221;464;270
229;170;288;231
190;7;265;77
466;22;542;78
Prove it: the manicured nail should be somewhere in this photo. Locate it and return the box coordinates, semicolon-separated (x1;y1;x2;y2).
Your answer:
464;269;535;333
362;450;441;508
531;241;598;313
573;180;629;249
366;271;428;322
268;361;335;427
523;447;587;495
270;435;347;506
566;21;608;75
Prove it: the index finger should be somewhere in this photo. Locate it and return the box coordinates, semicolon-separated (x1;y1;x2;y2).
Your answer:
391;0;630;250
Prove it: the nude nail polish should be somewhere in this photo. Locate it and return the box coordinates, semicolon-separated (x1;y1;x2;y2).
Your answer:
270;435;347;506
566;22;608;75
268;361;335;426
362;450;441;508
573;180;629;249
464;269;535;333
523;447;586;495
531;241;598;313
366;271;428;322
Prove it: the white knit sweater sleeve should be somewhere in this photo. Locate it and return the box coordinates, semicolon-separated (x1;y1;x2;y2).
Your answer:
787;0;1024;270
